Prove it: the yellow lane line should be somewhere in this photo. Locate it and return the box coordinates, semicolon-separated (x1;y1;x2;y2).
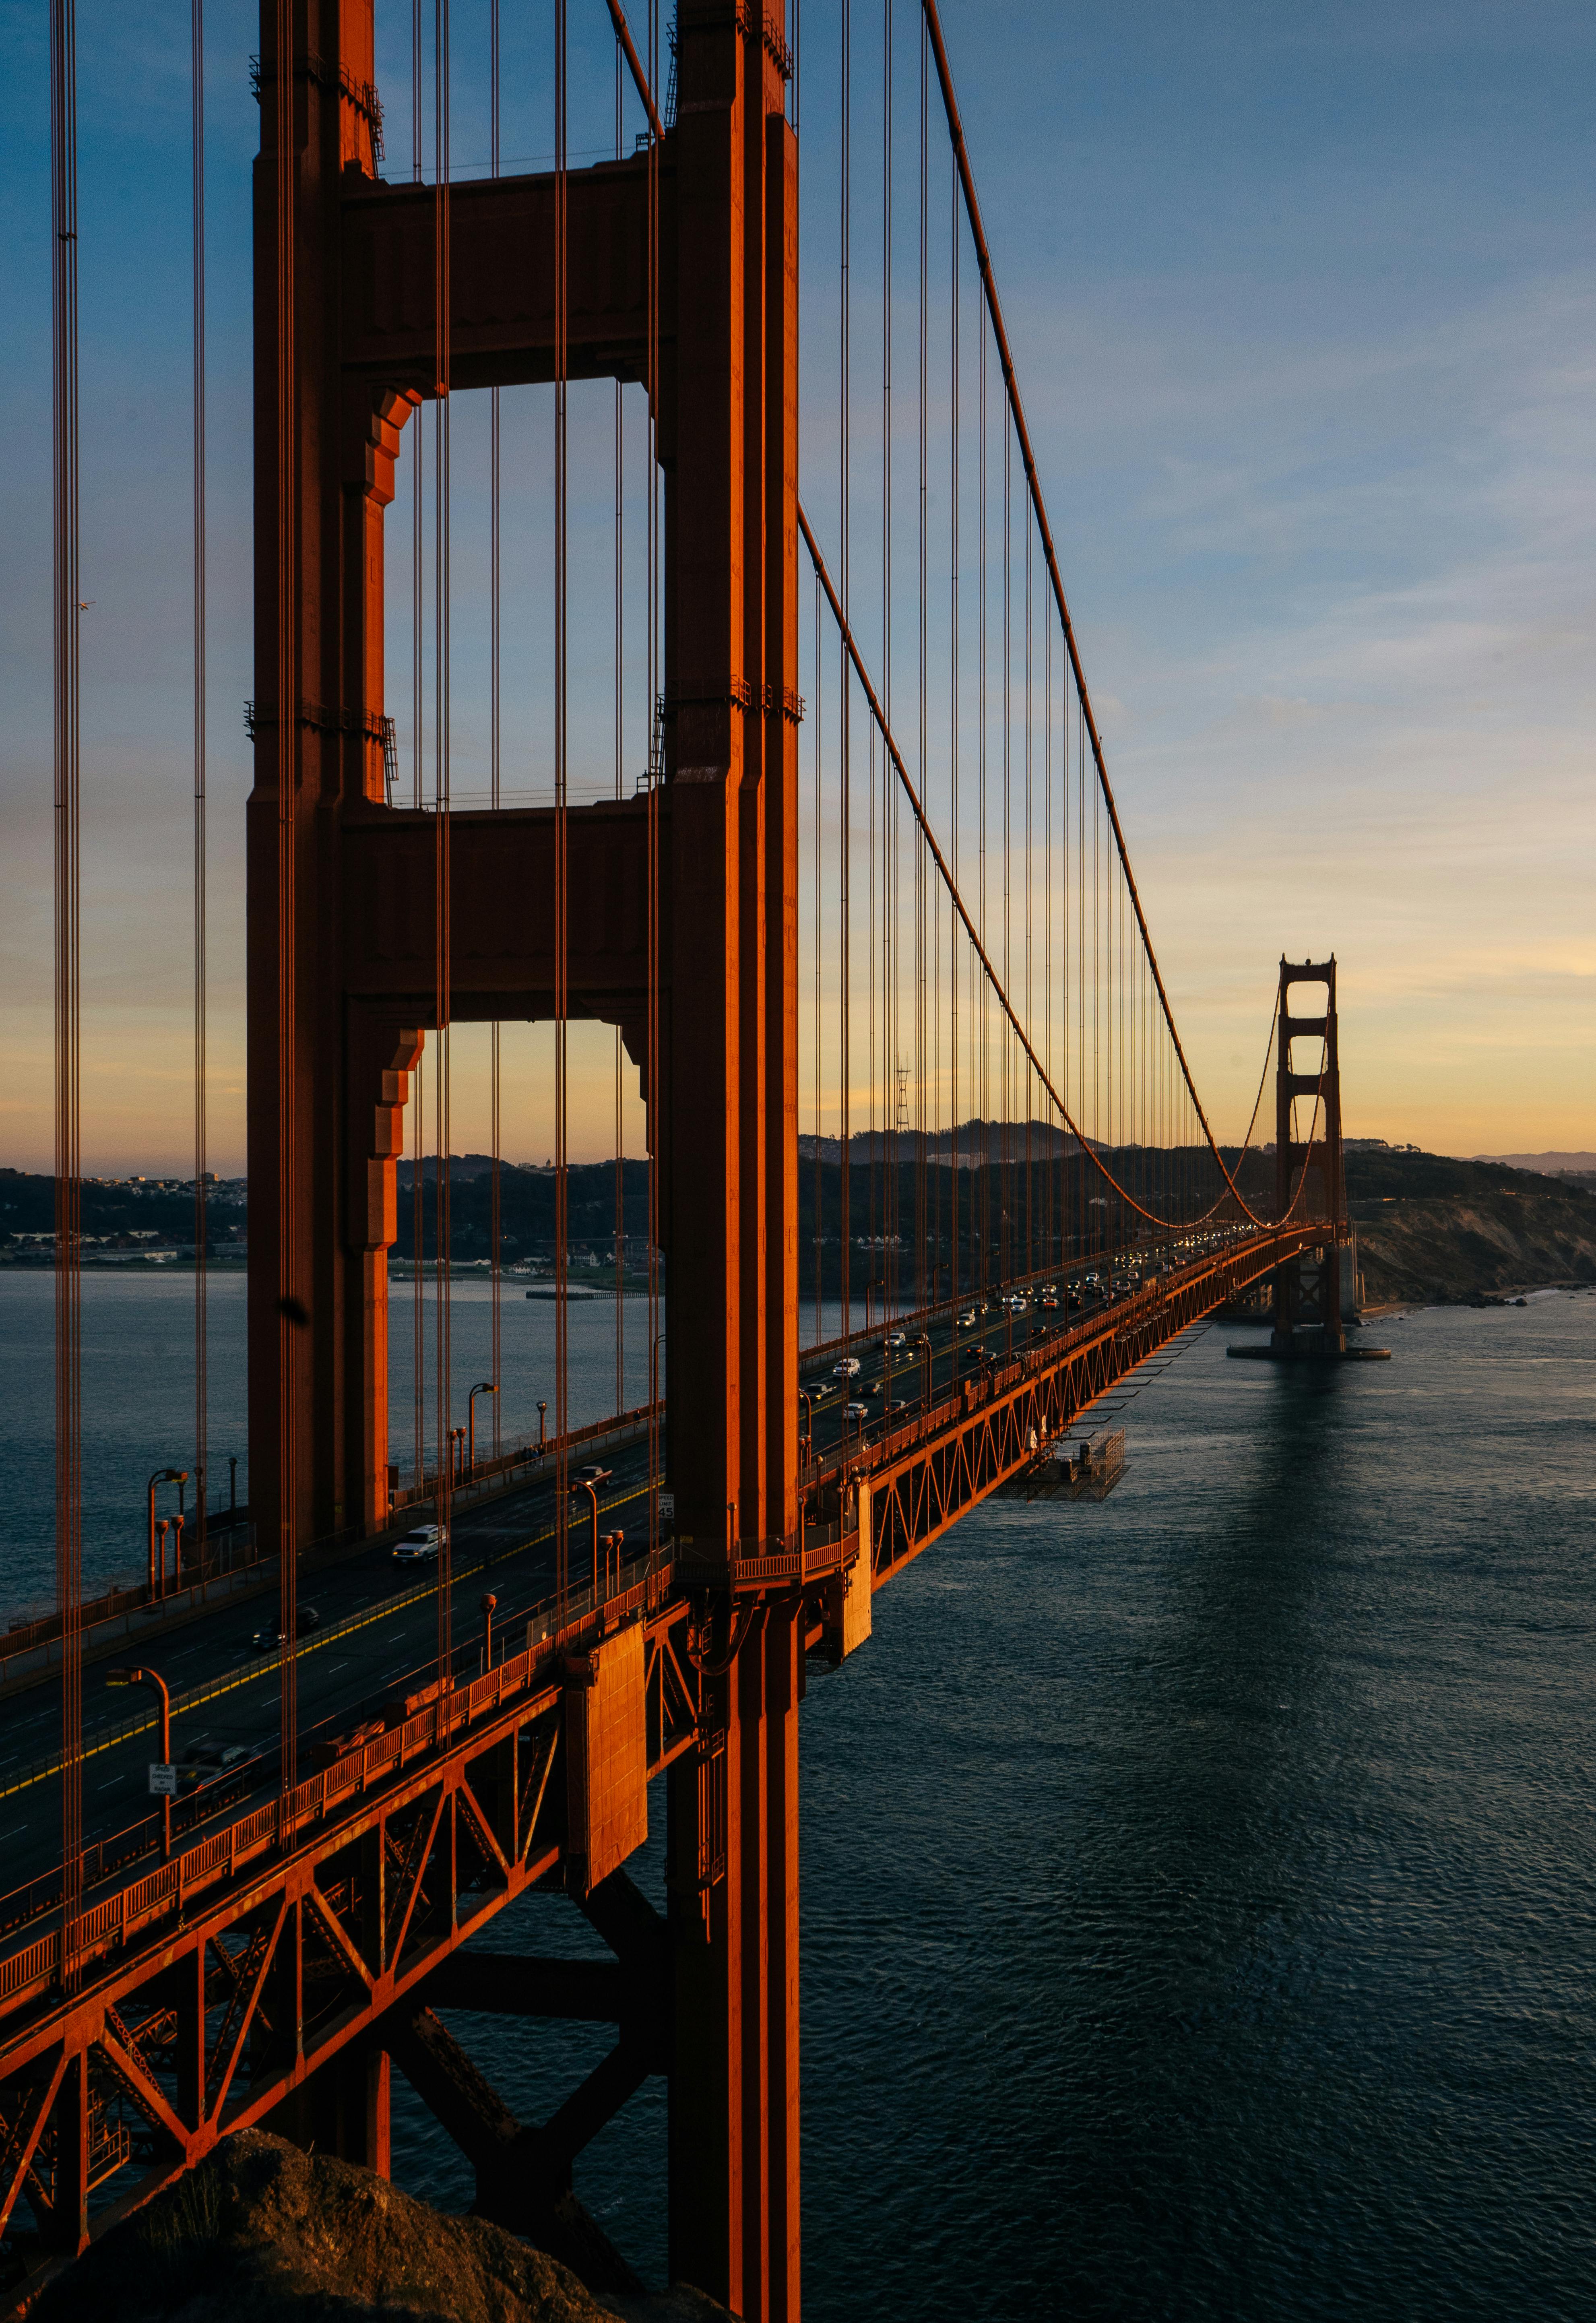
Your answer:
0;1481;650;1803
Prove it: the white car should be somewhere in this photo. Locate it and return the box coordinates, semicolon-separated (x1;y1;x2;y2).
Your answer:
393;1524;444;1565
882;1332;907;1351
958;1310;977;1328
842;1400;871;1421
832;1357;861;1378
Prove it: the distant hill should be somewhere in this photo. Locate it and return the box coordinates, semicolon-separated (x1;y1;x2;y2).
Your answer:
1471;1151;1596;1173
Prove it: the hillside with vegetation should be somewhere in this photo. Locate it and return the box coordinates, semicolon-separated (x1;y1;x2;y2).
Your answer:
1344;1150;1596;1306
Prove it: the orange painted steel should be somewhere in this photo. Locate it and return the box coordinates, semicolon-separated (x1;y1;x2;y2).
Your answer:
239;1;803;2312
0;1217;1337;2301
14;1;1361;2313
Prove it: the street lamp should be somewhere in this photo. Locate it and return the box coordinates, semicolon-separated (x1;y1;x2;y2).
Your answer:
147;1467;188;1602
467;1381;497;1476
797;1388;813;1468
865;1278;886;1332
576;1479;601;1607
537;1400;548;1454
168;1511;185;1592
479;1593;497;1669
107;1665;172;1861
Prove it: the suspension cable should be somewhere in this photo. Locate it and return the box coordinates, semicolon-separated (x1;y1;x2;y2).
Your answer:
921;0;1264;1220
799;507;1319;1233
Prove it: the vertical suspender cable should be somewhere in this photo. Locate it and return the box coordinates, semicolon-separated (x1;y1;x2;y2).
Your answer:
434;0;453;1683
192;0;209;1561
813;573;822;1340
1044;606;1051;1269
976;319;987;1288
1024;499;1032;1274
1000;418;1010;1285
879;0;891;1317
50;0;83;1974
489;0;502;1462
838;0;851;1338
645;0;661;1549
275;0;299;1807
915;10;926;1305
411;2;425;1488
947;124;958;1307
613;29;626;1416
554;0;570;1617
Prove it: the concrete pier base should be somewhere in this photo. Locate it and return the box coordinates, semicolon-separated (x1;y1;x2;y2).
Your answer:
1227;1338;1391;1362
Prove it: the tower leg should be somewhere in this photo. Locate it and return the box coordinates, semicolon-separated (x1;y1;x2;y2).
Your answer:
669;1606;801;2322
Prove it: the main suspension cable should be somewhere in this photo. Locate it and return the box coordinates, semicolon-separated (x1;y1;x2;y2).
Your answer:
800;507;1287;1233
921;0;1265;1220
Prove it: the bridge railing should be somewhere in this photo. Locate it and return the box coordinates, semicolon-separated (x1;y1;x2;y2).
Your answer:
0;1540;681;2006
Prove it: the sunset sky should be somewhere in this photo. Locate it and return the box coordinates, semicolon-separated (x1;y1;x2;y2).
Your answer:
2;0;1591;1173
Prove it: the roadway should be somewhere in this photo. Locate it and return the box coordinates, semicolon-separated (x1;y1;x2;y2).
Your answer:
0;1440;660;1922
797;1225;1246;1466
0;1220;1247;1929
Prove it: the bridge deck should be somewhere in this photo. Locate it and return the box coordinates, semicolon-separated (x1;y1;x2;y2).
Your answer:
0;1218;1326;2281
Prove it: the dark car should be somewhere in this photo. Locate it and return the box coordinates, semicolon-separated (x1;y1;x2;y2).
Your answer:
250;1605;322;1652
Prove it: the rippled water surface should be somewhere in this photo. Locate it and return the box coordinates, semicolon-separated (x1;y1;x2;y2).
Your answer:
396;1295;1595;2319
4;1279;1592;2316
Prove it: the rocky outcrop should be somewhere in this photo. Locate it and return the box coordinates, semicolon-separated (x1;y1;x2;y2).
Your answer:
29;2133;732;2323
1352;1186;1596;1306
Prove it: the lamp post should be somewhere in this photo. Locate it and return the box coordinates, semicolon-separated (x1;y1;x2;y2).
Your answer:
865;1278;886;1332
155;1520;170;1600
576;1479;601;1608
107;1665;172;1860
146;1466;188;1601
479;1593;497;1670
168;1511;185;1592
467;1381;497;1476
797;1388;813;1468
537;1400;548;1454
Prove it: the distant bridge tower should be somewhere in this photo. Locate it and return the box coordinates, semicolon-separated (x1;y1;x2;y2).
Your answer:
1271;957;1351;1352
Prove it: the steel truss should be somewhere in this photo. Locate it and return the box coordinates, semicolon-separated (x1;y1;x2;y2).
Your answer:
0;1585;699;2285
0;1220;1329;2298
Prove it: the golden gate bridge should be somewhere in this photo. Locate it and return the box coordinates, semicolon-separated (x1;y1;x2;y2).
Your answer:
11;0;1362;2311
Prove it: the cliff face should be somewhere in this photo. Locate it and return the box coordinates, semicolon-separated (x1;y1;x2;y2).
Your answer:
29;2132;731;2323
1350;1182;1596;1306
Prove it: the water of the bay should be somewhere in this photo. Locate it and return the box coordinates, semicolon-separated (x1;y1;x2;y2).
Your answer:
2;1276;1591;2316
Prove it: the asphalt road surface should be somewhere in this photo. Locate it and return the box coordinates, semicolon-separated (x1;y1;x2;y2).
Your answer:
0;1227;1239;1923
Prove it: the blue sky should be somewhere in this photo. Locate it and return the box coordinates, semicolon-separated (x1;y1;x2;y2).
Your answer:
2;0;1592;1168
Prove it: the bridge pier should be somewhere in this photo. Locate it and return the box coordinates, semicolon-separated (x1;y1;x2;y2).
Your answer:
261;2034;389;2177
